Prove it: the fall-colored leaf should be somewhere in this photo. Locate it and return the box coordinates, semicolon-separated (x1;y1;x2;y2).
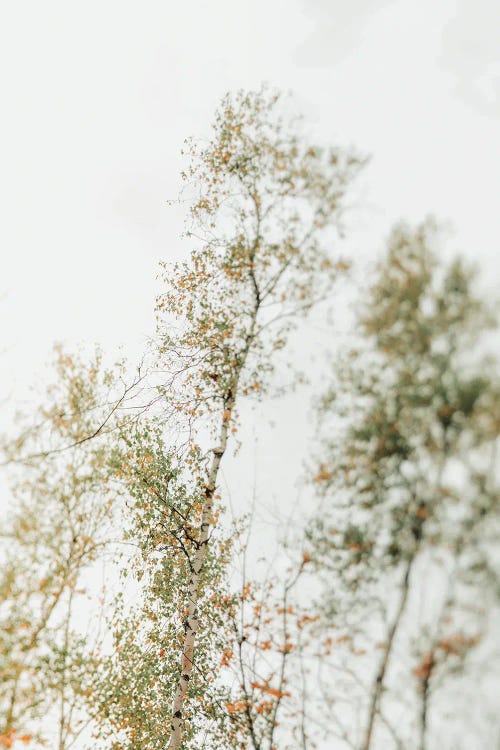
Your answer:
225;700;247;714
220;648;233;667
413;652;434;680
314;465;332;482
251;682;291;699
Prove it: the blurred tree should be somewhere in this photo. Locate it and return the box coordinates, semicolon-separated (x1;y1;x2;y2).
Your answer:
0;347;129;749
309;220;500;749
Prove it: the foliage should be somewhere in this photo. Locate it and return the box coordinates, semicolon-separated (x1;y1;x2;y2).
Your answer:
82;86;363;750
309;220;500;749
0;347;127;749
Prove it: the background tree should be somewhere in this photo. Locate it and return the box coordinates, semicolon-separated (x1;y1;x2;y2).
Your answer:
0;347;130;749
309;220;500;749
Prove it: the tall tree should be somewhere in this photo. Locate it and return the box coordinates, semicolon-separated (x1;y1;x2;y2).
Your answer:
84;87;364;750
155;86;363;750
309;220;500;749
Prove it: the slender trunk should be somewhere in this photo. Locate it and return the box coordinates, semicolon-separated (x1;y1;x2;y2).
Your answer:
57;587;74;750
234;620;261;750
167;394;234;748
167;319;258;749
419;666;431;750
3;677;19;735
167;195;264;748
362;553;415;750
362;397;453;750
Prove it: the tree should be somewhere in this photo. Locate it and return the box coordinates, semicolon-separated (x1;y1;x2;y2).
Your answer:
0;347;129;749
151;86;364;750
70;86;364;750
309;220;500;749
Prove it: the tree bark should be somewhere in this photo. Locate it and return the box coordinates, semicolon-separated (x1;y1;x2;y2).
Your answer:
167;388;235;749
419;665;431;750
167;311;258;749
362;553;415;750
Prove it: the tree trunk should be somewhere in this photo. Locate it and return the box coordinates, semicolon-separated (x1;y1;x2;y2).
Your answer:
167;311;258;749
167;390;235;749
362;553;414;750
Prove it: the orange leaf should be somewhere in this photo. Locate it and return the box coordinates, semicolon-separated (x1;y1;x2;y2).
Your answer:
220;648;233;667
250;682;291;699
225;700;247;714
314;465;331;482
241;583;252;600
413;652;434;680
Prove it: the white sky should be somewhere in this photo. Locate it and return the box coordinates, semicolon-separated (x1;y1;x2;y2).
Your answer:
1;0;499;398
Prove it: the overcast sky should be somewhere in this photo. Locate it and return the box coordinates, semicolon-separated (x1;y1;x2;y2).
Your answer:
1;0;499;390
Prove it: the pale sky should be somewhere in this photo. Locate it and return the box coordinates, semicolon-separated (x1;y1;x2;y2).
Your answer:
1;0;499;398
